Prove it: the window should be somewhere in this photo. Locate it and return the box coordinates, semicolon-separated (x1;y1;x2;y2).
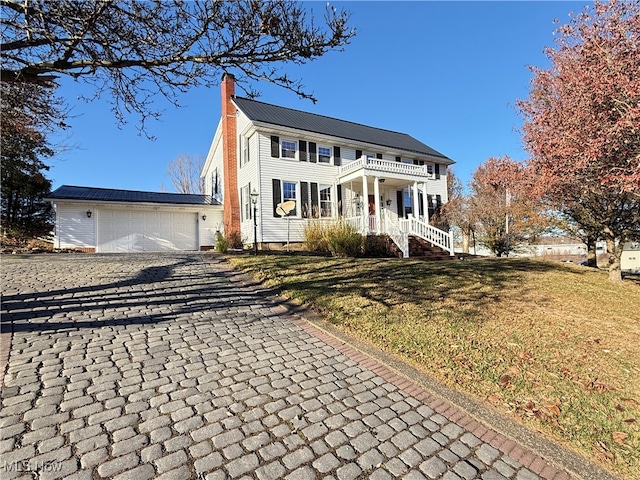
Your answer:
242;135;251;165
320;185;332;217
403;189;412;217
282;181;297;216
426;163;435;177
281;140;296;159
318;146;331;164
241;184;252;221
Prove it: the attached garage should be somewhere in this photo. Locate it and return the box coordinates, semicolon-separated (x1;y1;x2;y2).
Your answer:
47;185;222;253
97;209;198;253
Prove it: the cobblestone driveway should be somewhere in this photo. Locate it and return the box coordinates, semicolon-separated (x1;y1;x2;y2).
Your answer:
1;253;583;479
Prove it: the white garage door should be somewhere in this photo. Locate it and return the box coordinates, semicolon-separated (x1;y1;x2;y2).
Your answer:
97;209;198;253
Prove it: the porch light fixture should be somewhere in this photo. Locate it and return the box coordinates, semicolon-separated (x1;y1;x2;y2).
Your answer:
250;188;259;255
202;214;207;221
86;210;92;218
386;199;392;206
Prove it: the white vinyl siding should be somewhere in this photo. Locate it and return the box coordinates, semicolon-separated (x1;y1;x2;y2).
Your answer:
53;202;222;252
256;132;339;243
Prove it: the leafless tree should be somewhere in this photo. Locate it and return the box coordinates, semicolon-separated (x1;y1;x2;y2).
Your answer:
166;154;205;195
1;1;354;132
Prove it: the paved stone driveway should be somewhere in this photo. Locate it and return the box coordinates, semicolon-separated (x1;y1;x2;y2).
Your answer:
0;253;592;480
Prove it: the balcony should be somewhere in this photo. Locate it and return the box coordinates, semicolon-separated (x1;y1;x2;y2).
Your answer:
338;157;433;183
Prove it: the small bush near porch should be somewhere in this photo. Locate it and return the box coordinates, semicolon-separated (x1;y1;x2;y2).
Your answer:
228;255;640;480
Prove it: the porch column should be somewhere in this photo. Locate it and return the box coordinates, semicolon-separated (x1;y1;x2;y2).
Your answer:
362;174;369;233
422;182;430;224
373;176;381;233
412;181;420;221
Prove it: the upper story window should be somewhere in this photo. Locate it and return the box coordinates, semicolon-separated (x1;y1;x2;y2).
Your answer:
242;134;251;166
281;140;296;159
318;146;331;164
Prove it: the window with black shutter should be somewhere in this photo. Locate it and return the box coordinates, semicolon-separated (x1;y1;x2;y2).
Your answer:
310;183;319;218
272;179;281;217
333;146;341;166
300;182;309;217
299;141;307;162
309;142;317;163
270;136;279;158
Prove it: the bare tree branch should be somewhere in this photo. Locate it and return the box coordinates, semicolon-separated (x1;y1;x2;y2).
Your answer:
1;0;355;132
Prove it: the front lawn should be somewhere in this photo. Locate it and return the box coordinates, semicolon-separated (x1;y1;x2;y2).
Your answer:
228;255;640;479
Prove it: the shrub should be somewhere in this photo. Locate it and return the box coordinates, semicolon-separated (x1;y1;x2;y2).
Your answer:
364;234;392;257
227;231;243;249
324;220;363;258
303;220;330;254
215;231;229;253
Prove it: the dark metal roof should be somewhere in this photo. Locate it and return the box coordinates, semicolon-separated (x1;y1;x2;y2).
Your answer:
233;97;452;160
47;185;220;206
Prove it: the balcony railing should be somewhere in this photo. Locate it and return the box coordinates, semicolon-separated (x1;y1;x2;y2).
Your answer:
339;157;433;179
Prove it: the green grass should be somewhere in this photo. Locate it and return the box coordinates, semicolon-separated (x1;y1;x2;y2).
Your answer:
228;255;640;479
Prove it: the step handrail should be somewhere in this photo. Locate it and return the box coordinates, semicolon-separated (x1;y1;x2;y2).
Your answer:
406;216;455;255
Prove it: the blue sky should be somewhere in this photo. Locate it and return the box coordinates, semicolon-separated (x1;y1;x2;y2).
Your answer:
48;1;587;193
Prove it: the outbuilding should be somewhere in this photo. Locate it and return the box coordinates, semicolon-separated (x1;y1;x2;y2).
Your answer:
47;185;222;253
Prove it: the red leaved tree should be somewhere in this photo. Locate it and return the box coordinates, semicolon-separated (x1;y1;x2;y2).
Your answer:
518;0;640;282
469;156;548;257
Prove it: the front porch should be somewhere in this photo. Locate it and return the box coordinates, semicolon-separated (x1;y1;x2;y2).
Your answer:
338;156;453;258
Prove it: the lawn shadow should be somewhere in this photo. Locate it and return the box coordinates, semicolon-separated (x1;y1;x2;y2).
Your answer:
233;255;598;325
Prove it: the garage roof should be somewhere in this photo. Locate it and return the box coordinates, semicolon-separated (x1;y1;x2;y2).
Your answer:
47;185;220;206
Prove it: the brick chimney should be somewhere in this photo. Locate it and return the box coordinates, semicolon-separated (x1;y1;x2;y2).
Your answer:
221;73;241;241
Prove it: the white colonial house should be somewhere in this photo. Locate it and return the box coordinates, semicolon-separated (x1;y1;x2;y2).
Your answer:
203;74;455;257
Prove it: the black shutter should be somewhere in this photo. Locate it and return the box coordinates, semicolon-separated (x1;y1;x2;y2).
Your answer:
299;140;307;162
310;183;319;218
418;192;424;216
333;146;341;166
300;182;309;218
397;190;404;217
435;164;441;179
436;194;442;211
337;185;342;216
413;159;419;165
395;156;401;163
271;136;279;158
376;153;383;159
309;142;317;163
356;150;362;161
272;179;281;217
248;182;252;219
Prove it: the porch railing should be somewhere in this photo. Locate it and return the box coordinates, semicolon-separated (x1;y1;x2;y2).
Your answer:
383;210;408;258
341;214;454;257
402;215;455;255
